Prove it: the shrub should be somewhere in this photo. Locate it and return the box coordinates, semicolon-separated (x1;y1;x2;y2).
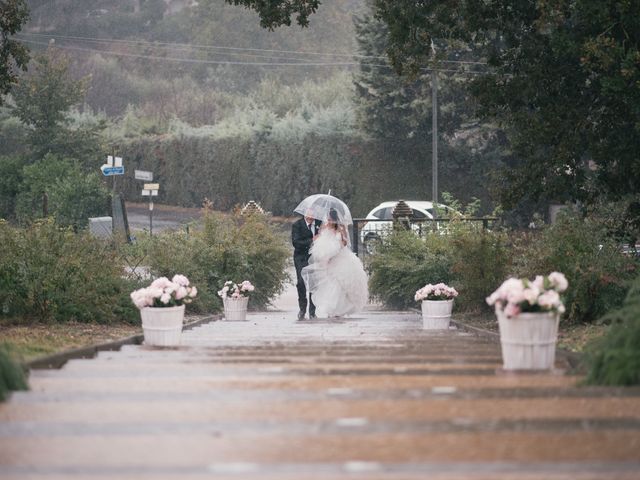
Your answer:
583;275;640;386
0;220;138;323
448;222;512;312
369;230;453;309
144;210;289;312
0;155;26;220
15;154;110;228
512;209;638;324
368;222;510;311
0;345;28;401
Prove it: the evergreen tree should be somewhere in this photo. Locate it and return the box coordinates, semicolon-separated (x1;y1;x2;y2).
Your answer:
0;0;30;105
11;46;104;163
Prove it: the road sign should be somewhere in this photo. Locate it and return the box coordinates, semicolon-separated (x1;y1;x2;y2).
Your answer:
141;190;158;196
101;165;125;176
144;183;160;190
135;170;153;181
101;155;124;176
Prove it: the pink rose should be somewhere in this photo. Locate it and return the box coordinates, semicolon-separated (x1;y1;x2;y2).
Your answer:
504;303;521;317
150;277;172;289
175;286;188;300
172;274;190;287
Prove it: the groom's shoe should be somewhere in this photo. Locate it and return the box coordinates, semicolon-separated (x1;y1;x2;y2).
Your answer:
297;311;306;321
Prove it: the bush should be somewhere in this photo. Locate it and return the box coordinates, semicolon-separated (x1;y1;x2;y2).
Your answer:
15;154;110;228
0;345;28;401
0;155;26;221
144;210;289;312
368;222;511;311
583;275;640;386
369;230;453;309
0;220;138;323
448;222;512;312
512;209;638;324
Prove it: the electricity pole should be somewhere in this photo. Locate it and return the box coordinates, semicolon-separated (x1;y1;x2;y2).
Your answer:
432;70;438;210
430;40;439;212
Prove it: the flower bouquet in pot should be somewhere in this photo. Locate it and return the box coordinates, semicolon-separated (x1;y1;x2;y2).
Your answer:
486;272;568;370
218;280;254;321
415;283;459;330
130;275;197;346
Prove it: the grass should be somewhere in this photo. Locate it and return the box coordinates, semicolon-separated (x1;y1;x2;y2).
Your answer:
0;321;142;362
454;311;608;353
557;322;609;353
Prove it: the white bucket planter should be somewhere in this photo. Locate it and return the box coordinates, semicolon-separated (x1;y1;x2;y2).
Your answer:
223;296;249;321
497;310;560;370
421;299;454;330
140;304;185;347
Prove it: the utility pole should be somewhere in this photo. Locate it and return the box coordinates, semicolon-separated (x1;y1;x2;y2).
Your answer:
430;39;439;212
432;70;438;210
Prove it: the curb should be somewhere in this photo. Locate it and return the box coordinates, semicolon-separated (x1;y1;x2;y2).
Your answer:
26;315;220;370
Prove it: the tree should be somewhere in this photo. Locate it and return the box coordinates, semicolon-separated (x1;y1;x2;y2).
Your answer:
15;153;110;228
353;5;508;209
11;46;102;162
223;0;319;28
354;8;474;141
0;0;30;105
230;0;640;215
374;0;640;210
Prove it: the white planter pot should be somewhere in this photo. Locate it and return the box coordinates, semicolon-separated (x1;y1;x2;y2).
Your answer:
223;296;249;321
421;299;454;330
140;304;185;347
497;310;560;370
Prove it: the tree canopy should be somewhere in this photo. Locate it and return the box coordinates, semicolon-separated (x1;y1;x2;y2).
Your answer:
223;0;320;28
10;46;101;161
0;0;30;104
233;0;640;210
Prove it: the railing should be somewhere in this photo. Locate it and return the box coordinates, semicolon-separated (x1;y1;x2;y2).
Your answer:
351;217;498;268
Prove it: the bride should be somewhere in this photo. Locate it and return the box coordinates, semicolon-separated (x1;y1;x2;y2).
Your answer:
302;208;368;317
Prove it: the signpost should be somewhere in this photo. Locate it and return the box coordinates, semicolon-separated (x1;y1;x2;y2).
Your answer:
100;155;126;240
142;183;160;235
135;170;153;181
101;156;124;176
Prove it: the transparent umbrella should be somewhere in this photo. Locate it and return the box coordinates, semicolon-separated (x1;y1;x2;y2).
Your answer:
294;193;353;226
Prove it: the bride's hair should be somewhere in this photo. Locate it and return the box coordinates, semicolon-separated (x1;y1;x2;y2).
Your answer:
328;208;339;228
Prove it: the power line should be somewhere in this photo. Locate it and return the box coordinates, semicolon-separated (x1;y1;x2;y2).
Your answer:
17;31;489;66
19;38;489;75
16;33;314;64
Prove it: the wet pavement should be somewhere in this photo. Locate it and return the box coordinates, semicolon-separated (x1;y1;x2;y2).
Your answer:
1;291;640;478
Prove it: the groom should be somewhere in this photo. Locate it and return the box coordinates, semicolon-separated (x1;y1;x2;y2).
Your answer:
292;210;321;320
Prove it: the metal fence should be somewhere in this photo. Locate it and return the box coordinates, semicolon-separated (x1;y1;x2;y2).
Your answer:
351;217;497;269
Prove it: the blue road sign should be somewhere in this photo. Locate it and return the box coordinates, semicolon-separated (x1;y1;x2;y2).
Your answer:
101;166;125;176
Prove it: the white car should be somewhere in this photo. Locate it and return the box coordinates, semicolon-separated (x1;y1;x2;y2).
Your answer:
358;200;457;252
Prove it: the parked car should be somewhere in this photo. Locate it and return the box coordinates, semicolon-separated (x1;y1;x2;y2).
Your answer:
358;201;458;253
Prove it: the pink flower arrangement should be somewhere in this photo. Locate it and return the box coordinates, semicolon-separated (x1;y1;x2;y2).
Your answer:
486;272;568;318
130;274;197;309
217;280;255;299
415;282;459;301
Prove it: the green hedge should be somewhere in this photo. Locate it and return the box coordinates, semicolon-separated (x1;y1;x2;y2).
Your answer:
369;224;510;311
0;345;28;401
141;210;289;312
115;133;493;218
584;275;640;386
512;210;638;324
369;210;637;323
0;220;138;324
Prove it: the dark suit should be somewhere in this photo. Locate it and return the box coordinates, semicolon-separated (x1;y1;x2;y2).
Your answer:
292;217;321;317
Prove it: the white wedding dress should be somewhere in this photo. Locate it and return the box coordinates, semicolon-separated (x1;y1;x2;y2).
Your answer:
302;228;369;317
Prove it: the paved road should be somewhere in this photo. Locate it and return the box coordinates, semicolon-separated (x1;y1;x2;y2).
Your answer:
1;294;639;478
